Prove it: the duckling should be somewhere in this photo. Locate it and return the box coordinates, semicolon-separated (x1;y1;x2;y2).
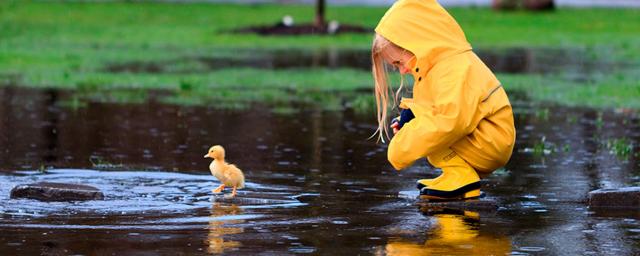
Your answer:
204;145;245;197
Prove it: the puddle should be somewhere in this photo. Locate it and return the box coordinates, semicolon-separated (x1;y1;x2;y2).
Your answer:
0;169;304;216
1;87;639;254
104;49;373;73
103;47;634;77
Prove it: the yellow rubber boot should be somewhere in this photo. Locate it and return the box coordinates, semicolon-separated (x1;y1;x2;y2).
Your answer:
420;149;481;200
416;174;444;190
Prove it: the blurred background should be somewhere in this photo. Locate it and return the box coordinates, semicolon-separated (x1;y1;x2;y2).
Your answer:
1;0;638;113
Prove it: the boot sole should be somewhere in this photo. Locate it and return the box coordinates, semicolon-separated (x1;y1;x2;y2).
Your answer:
419;189;484;201
419;182;482;201
416;181;431;190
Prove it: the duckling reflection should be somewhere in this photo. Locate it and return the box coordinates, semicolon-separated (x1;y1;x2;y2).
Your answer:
206;202;244;254
385;208;511;255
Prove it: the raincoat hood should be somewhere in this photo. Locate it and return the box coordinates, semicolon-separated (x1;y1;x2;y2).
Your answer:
375;0;472;72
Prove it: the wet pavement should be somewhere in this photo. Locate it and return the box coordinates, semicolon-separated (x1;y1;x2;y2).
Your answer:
1;86;639;255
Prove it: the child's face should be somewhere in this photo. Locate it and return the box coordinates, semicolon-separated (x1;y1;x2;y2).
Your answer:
381;45;414;75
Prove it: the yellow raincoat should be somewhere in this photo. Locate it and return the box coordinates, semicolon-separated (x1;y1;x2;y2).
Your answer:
376;0;515;174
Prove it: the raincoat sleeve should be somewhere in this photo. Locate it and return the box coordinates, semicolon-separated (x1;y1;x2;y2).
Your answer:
387;65;481;170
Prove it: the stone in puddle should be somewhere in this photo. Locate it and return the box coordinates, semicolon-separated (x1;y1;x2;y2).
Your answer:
588;187;640;209
10;182;104;202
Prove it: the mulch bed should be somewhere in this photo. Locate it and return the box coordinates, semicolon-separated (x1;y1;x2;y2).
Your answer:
234;23;371;36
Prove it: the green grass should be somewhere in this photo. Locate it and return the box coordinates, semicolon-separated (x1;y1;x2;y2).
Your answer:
1;1;639;110
500;71;640;109
2;2;638;52
604;137;634;159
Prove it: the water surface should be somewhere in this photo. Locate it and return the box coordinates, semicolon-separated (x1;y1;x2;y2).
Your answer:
1;87;639;255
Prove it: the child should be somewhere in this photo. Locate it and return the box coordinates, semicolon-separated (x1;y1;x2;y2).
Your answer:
371;0;516;200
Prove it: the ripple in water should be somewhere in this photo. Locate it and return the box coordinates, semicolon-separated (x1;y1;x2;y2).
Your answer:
0;169;306;230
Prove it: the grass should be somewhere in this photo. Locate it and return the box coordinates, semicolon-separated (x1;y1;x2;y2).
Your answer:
604;137;634;160
1;1;639;110
500;71;640;109
2;2;638;53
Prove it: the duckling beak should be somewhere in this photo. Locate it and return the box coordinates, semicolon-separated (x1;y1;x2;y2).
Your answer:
204;153;210;158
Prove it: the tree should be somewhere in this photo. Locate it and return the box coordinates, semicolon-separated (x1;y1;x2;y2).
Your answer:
314;0;325;28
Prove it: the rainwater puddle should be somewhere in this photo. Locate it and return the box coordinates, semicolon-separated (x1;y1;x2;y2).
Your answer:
103;47;634;77
104;48;372;73
1;87;639;254
0;169;303;217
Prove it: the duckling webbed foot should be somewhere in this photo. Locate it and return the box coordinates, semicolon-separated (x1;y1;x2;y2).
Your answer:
212;184;226;193
230;186;238;197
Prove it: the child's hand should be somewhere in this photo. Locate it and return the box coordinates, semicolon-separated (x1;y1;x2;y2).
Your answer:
390;119;400;134
390;108;415;134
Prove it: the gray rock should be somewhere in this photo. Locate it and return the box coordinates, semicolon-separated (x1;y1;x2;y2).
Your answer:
588;187;640;209
10;182;104;202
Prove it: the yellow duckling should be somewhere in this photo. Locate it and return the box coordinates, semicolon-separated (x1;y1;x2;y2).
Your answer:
204;145;245;197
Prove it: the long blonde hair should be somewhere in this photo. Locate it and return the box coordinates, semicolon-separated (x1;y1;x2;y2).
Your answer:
371;34;407;143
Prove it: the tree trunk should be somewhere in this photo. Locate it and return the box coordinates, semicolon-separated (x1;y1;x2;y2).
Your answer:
315;0;326;28
523;0;555;11
492;0;518;10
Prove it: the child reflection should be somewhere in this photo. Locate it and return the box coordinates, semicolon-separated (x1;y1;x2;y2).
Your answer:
206;203;244;254
385;209;511;255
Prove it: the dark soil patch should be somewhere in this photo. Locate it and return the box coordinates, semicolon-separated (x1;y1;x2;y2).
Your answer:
235;23;370;36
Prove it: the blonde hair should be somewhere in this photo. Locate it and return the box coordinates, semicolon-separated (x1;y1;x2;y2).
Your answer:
371;34;407;143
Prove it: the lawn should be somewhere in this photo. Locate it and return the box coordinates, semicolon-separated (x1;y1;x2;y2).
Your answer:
1;1;639;110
